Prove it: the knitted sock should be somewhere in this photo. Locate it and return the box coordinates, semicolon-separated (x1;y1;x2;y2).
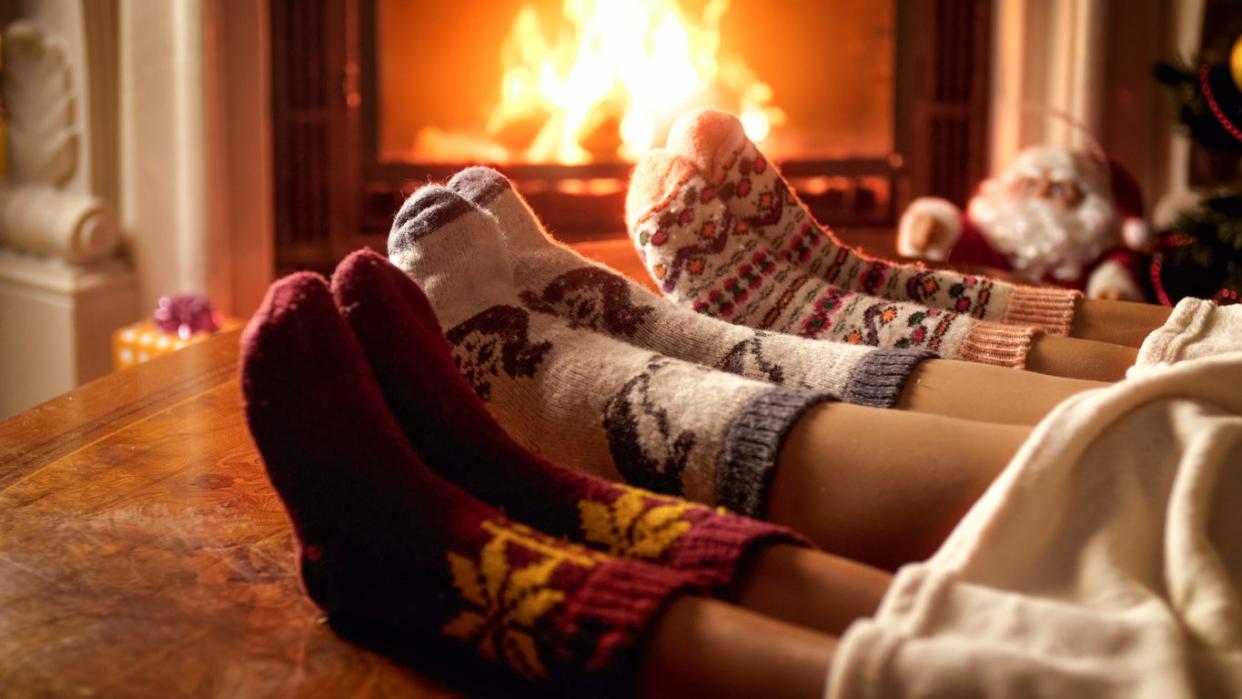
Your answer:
387;186;834;517
1134;297;1242;367
663;109;1081;335
626;150;1040;368
240;272;695;688
447;166;932;408
333;248;807;591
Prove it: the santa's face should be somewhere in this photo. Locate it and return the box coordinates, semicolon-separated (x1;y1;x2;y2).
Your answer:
966;150;1119;283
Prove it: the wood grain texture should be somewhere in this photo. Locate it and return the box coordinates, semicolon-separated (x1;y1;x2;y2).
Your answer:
0;331;468;697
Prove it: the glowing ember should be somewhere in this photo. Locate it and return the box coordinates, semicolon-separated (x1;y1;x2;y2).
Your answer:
420;0;783;164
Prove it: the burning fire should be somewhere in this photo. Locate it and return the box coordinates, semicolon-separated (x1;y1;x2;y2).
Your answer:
417;0;783;164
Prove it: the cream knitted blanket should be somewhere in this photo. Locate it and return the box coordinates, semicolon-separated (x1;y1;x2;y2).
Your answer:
827;352;1242;698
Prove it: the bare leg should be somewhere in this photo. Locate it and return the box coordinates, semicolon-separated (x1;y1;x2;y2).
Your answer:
637;596;837;699
1026;334;1138;381
1070;298;1172;348
730;543;891;635
767;403;1029;569
897;358;1104;425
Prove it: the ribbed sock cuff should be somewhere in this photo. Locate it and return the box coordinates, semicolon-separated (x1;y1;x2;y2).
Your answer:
958;321;1038;368
1134;297;1217;366
843;349;936;408
1001;286;1081;336
716;388;835;517
667;513;809;590
557;558;697;683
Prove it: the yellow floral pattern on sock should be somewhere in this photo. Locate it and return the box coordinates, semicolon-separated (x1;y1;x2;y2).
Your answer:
443;521;603;680
578;488;696;559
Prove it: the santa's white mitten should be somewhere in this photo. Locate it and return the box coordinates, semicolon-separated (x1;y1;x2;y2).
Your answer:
897;197;962;261
1085;261;1144;301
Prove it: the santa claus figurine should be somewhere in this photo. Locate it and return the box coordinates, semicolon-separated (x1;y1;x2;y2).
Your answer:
897;146;1153;300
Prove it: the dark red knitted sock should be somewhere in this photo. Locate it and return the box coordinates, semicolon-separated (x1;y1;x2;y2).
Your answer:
331;248;807;592
240;271;694;687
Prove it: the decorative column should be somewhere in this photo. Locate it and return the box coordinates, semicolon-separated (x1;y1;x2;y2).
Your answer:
0;4;137;419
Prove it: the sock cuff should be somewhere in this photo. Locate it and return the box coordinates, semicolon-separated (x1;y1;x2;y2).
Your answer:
669;513;809;589
843;349;937;408
1135;297;1216;366
716;388;835;517
556;558;697;678
958;321;1038;368
1001;286;1081;335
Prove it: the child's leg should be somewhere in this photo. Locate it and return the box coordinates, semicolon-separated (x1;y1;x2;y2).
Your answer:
1026;334;1139;381
767;403;1029;570
730;543;891;636
897;358;1105;425
1070;298;1172;348
637;596;837;699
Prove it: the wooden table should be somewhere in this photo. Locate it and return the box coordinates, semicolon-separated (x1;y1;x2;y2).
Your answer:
0;234;899;696
0;330;465;697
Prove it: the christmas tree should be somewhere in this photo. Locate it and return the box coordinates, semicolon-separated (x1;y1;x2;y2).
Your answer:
1151;41;1242;305
1155;195;1242;304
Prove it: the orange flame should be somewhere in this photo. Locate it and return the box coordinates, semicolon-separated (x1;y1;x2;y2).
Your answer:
479;0;782;163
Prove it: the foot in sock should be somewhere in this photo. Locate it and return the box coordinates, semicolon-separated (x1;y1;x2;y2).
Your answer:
333;248;808;590
661;108;1082;335
626;151;1040;368
1134;296;1242;367
446;166;932;408
240;272;695;687
386;186;833;516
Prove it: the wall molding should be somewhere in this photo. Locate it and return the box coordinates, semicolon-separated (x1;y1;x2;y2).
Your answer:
988;0;1110;175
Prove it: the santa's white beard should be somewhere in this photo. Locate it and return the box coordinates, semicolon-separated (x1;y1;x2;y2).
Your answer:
967;186;1119;283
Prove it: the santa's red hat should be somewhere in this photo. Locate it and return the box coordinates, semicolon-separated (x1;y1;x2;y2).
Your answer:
1104;158;1153;252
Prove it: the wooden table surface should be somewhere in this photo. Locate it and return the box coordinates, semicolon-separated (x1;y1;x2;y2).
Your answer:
0;233;897;697
0;330;466;698
0;240;663;697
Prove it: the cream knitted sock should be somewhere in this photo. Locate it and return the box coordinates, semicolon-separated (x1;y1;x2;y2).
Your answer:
388;185;834;516
626;151;1040;368
446;166;932;408
1134;297;1242;367
663;109;1081;335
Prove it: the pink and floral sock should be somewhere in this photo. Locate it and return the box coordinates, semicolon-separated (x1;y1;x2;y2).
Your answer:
663;109;1081;336
627;150;1041;367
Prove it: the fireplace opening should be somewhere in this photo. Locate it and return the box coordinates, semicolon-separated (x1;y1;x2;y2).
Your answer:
368;0;897;237
271;0;991;275
376;0;892;166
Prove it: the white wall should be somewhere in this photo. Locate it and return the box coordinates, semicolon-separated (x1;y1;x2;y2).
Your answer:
0;0;274;418
989;0;1184;211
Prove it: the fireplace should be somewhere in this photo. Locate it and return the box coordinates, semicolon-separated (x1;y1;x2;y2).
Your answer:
270;0;992;275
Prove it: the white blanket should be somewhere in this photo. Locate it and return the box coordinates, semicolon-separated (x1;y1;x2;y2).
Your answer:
826;352;1242;698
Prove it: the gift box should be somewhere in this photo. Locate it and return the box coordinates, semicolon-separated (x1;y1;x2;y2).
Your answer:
112;318;242;370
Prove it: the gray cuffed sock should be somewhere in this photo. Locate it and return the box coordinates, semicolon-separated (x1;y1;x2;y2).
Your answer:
716;388;834;517
388;185;840;512
843;349;936;408
448;166;936;406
